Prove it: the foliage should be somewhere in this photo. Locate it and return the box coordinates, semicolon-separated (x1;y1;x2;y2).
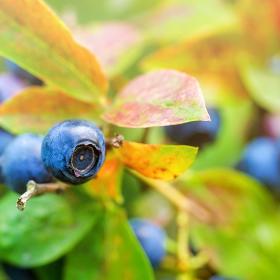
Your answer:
0;0;279;279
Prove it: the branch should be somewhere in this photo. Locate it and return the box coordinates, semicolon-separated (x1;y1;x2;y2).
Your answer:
106;134;124;150
176;210;189;270
141;128;150;143
16;180;69;211
131;171;211;222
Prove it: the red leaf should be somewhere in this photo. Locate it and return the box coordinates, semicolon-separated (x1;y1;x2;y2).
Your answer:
103;70;210;128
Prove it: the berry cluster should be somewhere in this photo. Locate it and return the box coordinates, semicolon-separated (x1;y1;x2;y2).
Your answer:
0;60;106;194
0;62;278;280
0;120;106;194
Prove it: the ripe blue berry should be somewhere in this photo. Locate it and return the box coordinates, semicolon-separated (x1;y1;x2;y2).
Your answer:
165;108;220;148
129;218;166;267
41;120;106;185
1;134;53;194
5;60;42;86
0;128;14;183
237;137;280;190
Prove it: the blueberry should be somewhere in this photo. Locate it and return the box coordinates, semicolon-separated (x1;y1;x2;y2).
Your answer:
0;128;14;183
237;137;280;189
5;60;43;86
1;134;53;194
210;276;239;280
0;73;27;103
129;218;166;267
2;263;37;280
41;120;106;185
165;108;220;148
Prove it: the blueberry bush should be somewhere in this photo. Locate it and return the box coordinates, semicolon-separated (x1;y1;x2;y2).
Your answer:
0;0;279;279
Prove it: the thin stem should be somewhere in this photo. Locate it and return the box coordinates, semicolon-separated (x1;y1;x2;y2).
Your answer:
166;238;178;254
176;210;189;270
132;172;210;222
131;171;211;275
141;128;150;143
135;174;189;210
188;252;209;270
17;180;69;211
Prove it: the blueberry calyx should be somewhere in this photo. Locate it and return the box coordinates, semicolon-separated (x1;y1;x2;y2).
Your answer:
70;143;100;177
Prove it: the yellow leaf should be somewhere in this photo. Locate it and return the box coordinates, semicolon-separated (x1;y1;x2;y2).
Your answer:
119;141;198;180
0;0;108;103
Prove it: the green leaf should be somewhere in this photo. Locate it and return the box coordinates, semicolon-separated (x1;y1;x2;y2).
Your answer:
46;0;162;23
103;70;210;128
240;63;280;113
193;100;254;169
65;207;154;280
0;0;108;103
0;192;100;267
74;22;144;77
0;87;102;134
145;0;238;44
180;169;280;280
119;141;198;180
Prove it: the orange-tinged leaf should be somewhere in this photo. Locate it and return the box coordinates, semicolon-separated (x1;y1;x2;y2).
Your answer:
140;35;250;101
0;0;108;103
141;35;244;83
237;0;280;54
177;168;275;228
103;70;210;128
119;141;198;180
86;153;123;200
0;87;100;134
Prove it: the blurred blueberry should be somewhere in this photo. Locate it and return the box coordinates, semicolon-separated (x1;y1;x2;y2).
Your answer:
0;73;27;103
2;263;37;280
1;134;53;194
41;120;106;185
129;218;166;267
165;108;220;148
5;60;43;86
210;276;239;280
237;137;280;190
0;128;14;183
